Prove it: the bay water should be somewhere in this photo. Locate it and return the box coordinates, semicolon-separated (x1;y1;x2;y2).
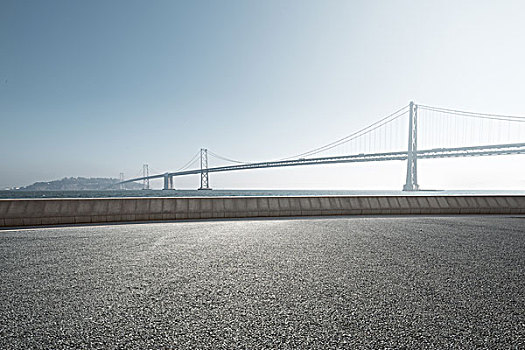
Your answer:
1;189;524;199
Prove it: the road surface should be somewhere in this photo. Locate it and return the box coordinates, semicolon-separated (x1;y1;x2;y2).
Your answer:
1;216;524;349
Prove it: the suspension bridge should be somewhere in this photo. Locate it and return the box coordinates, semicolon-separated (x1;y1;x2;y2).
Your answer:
117;102;525;191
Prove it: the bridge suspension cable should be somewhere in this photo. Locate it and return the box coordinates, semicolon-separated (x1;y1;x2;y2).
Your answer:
177;150;201;171
282;104;410;159
417;104;525;150
132;167;145;179
418;105;525;123
207;151;246;164
149;166;164;175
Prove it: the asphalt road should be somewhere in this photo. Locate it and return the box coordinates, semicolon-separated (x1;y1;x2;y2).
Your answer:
1;216;524;349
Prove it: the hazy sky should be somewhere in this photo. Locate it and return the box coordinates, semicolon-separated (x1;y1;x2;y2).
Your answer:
1;0;524;190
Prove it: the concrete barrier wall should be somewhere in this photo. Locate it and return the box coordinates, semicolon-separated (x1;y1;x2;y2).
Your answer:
1;195;524;227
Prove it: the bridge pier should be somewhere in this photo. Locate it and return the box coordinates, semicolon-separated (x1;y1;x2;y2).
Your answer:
163;174;174;190
403;101;419;191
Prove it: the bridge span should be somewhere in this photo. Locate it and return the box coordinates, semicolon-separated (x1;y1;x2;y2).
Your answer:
119;142;525;191
117;102;525;190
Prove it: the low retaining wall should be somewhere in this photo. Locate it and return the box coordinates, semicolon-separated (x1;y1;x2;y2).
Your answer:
1;195;524;227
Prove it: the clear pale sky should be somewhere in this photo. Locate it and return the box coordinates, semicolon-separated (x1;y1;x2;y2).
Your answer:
1;0;524;190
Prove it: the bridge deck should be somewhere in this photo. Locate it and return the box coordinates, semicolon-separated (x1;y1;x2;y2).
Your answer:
119;142;525;185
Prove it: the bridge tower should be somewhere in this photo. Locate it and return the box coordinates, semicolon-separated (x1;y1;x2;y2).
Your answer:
119;172;124;190
163;173;174;190
403;101;419;191
143;164;150;190
199;148;211;190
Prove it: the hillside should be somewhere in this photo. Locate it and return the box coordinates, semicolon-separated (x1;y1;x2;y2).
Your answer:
20;177;143;191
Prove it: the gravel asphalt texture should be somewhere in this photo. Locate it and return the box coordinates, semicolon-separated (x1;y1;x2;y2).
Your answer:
1;216;524;349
